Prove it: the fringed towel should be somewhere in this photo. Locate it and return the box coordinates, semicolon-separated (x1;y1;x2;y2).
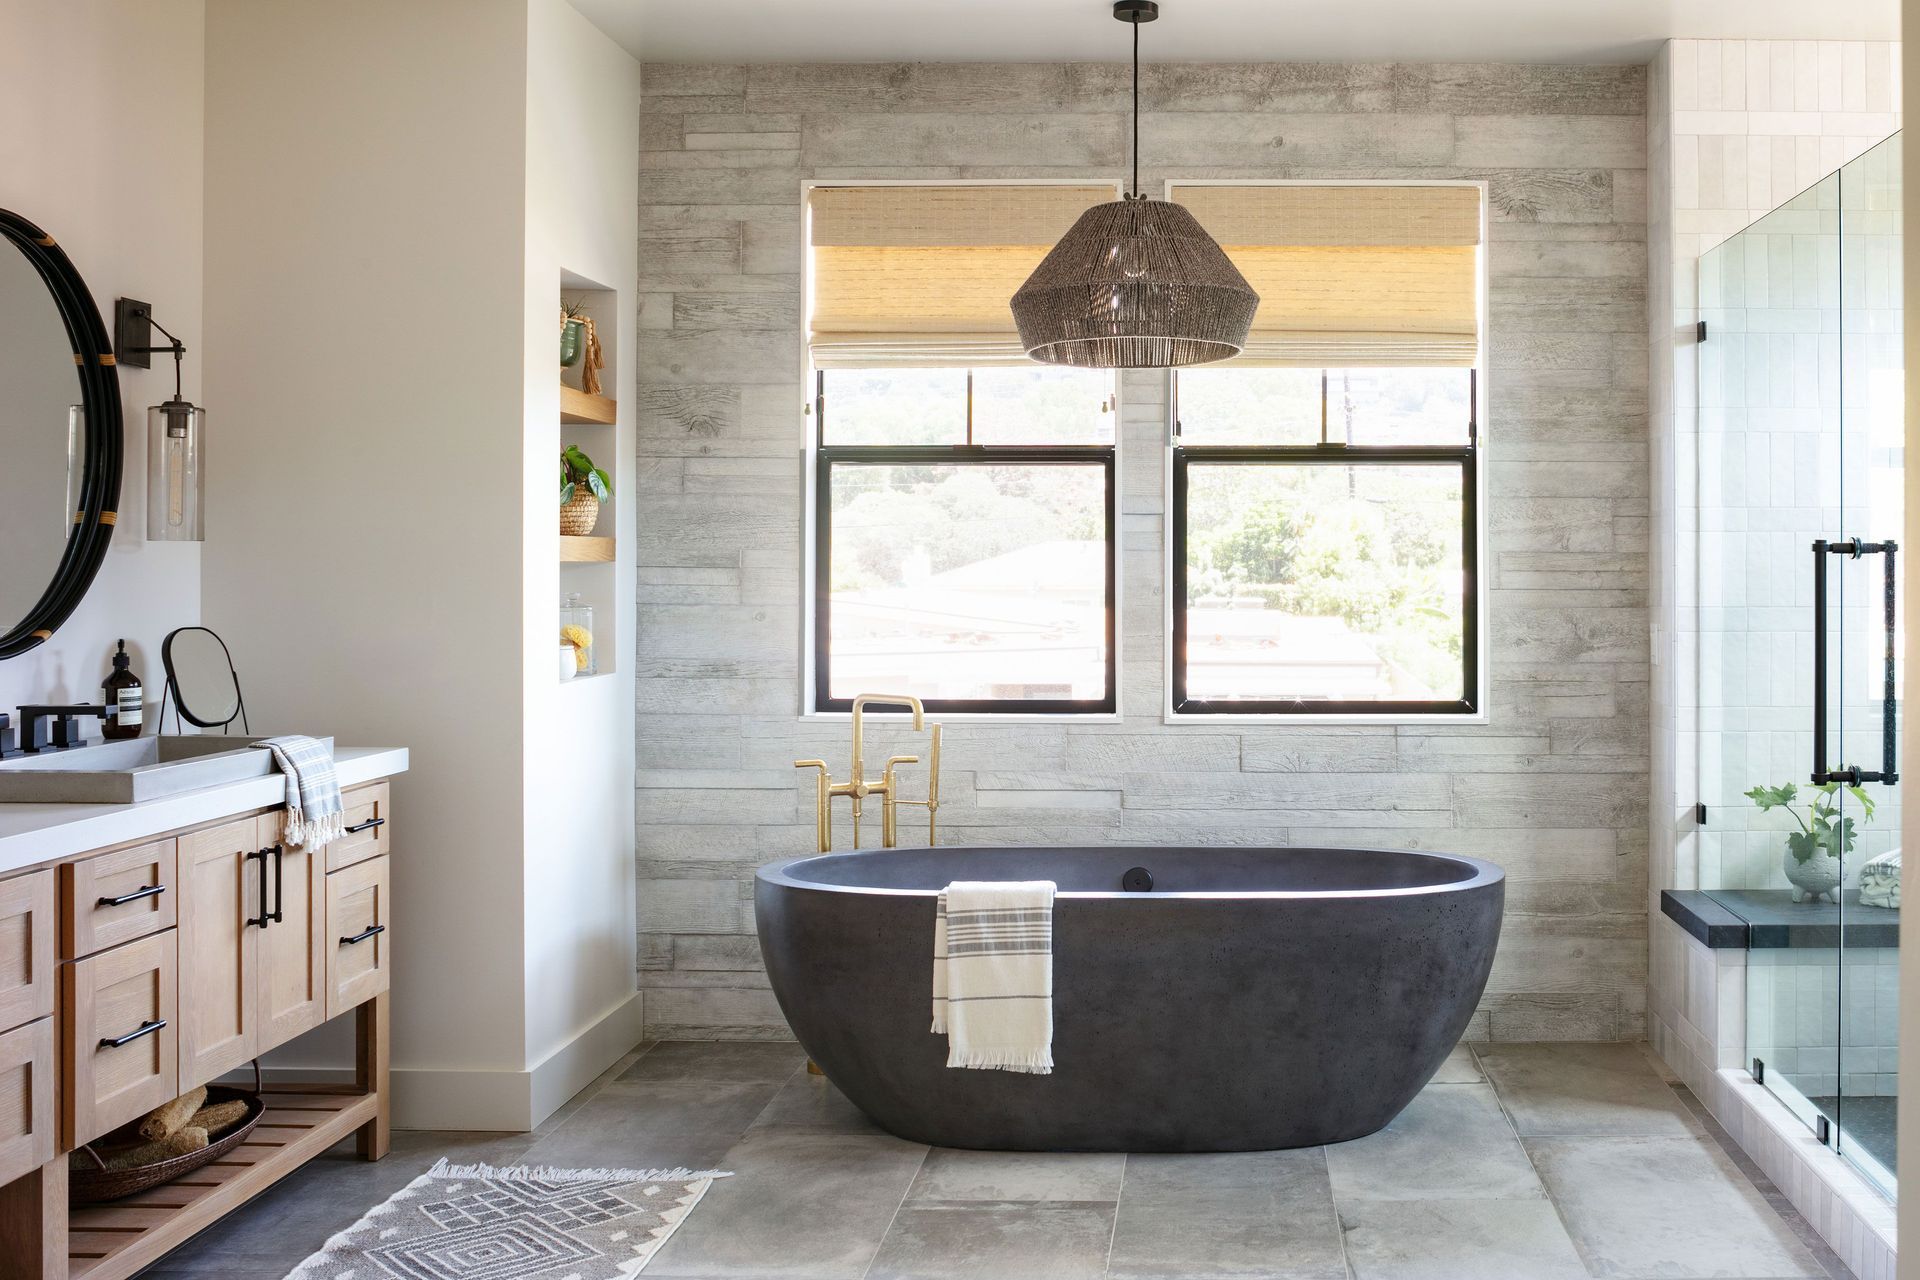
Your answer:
253;735;345;849
1860;847;1901;909
931;880;1055;1074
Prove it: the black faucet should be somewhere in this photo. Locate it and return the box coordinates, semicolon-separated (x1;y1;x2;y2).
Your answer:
15;705;109;753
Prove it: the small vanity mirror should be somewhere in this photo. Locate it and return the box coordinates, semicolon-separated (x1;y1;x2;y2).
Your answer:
162;626;247;730
0;209;122;659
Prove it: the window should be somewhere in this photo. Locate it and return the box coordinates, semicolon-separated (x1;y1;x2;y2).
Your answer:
1167;183;1483;716
806;184;1122;715
813;368;1116;713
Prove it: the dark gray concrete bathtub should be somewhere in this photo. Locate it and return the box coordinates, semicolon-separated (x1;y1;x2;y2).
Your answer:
754;845;1504;1152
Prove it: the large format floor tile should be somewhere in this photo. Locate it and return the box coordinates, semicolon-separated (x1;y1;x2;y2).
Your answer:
517;1078;784;1170
616;1039;808;1086
644;1128;931;1278
748;1065;888;1134
908;1148;1126;1203
1106;1149;1347;1280
1475;1041;1703;1138
1338;1199;1589;1280
1325;1083;1545;1202
868;1203;1117;1280
1525;1134;1828;1279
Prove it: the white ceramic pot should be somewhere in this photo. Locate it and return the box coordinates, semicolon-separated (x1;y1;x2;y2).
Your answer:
1783;845;1842;903
558;645;577;681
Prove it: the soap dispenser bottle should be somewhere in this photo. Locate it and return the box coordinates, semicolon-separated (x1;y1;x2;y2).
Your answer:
101;639;143;740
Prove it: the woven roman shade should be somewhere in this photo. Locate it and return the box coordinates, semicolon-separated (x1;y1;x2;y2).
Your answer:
1168;184;1483;367
809;184;1119;368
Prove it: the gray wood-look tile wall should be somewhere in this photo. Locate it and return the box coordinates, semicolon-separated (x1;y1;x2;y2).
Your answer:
635;61;1651;1042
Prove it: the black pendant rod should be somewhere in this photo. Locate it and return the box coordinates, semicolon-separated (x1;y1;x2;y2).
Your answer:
1131;17;1139;198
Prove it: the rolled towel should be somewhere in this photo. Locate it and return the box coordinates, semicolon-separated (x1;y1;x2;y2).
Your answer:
190;1099;250;1136
137;1085;207;1141
931;880;1055;1075
1859;847;1901;909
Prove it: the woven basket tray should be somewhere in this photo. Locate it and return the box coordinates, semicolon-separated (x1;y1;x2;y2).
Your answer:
71;1070;265;1205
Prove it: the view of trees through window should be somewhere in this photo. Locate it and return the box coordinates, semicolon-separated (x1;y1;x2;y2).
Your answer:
817;368;1113;709
1177;367;1476;710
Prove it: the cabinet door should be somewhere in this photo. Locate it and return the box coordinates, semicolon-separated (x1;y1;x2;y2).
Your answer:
0;871;55;1033
177;816;262;1084
326;856;389;1018
257;837;325;1049
64;930;178;1148
63;838;177;959
327;781;391;873
0;1017;53;1184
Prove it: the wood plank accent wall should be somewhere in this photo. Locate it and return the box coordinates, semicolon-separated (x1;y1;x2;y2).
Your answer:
634;61;1652;1042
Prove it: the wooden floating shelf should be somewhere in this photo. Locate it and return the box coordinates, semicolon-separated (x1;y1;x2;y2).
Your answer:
560;385;616;425
560;535;614;563
69;1087;378;1280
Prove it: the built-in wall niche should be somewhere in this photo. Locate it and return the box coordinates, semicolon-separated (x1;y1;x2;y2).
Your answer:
557;269;618;680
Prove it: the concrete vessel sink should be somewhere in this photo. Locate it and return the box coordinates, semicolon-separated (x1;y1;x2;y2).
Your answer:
0;736;328;804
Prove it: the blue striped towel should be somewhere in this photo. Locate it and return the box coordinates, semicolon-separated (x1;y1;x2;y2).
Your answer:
253;735;346;849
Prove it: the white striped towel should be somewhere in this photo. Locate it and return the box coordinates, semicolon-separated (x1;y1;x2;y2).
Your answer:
253;735;346;849
931;880;1055;1075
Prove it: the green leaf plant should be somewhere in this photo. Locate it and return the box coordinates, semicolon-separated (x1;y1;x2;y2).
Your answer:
560;444;613;508
1743;782;1875;864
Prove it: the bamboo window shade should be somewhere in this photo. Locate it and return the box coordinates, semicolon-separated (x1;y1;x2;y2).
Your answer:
1167;184;1483;367
808;184;1119;368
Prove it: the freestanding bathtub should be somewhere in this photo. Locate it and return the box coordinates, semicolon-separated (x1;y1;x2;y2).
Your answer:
755;845;1503;1152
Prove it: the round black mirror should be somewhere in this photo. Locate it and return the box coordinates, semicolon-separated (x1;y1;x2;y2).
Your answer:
0;209;122;659
161;627;246;730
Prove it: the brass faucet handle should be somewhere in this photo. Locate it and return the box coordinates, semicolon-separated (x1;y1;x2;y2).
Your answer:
880;755;918;848
794;758;828;772
794;760;833;853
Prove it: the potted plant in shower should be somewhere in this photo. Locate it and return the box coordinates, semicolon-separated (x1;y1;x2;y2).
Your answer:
1744;781;1876;904
560;444;611;536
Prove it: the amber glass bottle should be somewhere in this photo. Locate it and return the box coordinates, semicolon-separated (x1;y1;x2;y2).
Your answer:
102;639;143;740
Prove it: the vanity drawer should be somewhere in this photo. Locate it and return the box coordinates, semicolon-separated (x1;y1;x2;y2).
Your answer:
327;781;391;873
0;1016;54;1185
62;838;178;959
64;928;179;1149
326;855;389;1018
0;870;55;1033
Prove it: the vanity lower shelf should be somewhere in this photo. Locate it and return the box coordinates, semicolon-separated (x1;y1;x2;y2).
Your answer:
68;1087;378;1280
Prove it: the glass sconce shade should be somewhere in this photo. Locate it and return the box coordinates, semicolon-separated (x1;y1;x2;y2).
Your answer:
147;399;204;541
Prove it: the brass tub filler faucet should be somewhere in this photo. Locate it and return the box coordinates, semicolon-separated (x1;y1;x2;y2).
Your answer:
795;692;943;851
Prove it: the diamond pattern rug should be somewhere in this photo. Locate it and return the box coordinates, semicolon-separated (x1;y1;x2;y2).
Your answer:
285;1159;729;1279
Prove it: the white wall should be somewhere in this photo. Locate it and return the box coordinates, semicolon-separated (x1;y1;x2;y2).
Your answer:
520;0;643;1119
0;0;204;717
203;0;536;1125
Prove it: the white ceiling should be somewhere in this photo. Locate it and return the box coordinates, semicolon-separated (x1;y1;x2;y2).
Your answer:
572;0;1898;66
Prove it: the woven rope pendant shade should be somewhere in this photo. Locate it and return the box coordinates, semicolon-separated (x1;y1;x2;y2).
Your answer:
1011;197;1260;368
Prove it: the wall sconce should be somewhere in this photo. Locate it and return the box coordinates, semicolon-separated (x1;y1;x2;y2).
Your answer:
116;298;204;542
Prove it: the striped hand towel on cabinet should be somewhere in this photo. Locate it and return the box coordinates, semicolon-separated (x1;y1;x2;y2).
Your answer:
931;880;1055;1075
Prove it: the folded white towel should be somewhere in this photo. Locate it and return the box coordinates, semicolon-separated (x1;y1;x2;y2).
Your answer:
1859;847;1900;910
254;735;346;849
931;880;1055;1075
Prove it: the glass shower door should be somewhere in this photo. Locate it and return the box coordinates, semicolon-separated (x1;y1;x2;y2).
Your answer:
1834;133;1903;1200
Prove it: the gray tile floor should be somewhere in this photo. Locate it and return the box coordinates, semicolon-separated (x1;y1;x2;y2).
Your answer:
139;1041;1858;1280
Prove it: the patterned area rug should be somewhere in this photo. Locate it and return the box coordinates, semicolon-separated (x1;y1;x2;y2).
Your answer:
285;1160;729;1279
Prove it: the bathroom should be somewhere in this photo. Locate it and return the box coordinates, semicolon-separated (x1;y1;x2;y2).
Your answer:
0;0;1911;1277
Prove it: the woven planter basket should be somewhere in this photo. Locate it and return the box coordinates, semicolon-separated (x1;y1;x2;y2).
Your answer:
71;1066;265;1205
560;488;599;536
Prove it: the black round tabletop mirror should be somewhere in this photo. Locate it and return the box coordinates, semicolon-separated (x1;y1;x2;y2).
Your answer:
0;209;122;660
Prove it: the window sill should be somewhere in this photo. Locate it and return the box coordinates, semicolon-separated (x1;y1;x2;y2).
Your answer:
1161;709;1491;727
799;710;1125;725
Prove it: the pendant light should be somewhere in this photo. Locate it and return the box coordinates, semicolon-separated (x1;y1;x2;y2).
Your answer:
1011;0;1258;369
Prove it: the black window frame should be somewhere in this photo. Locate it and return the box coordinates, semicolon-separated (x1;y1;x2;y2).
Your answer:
1170;369;1480;718
811;369;1119;716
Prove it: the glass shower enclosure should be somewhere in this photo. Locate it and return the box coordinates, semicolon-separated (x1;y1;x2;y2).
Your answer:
1697;133;1904;1200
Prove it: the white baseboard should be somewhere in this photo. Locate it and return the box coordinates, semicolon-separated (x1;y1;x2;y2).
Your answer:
392;991;647;1131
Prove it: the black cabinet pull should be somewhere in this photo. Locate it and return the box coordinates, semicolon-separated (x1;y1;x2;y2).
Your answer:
344;817;385;836
99;1018;166;1049
339;923;386;946
268;845;285;925
1811;538;1900;786
97;884;165;908
245;848;271;929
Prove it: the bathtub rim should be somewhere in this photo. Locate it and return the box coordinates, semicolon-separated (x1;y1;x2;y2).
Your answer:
756;845;1505;902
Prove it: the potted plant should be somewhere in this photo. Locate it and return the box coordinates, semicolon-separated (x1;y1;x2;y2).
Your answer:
560;444;611;536
1743;781;1875;903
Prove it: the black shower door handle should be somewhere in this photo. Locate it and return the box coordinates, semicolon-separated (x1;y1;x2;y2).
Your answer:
1811;538;1899;787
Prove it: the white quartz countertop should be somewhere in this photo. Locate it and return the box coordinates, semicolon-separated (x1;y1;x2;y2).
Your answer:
0;746;409;876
